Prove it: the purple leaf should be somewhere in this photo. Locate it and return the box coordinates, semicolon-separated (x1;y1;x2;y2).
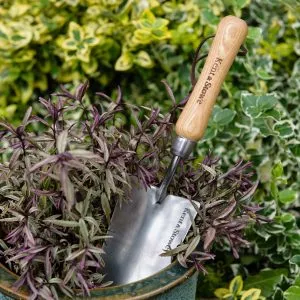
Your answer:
26;273;38;295
76;273;90;296
12;271;27;290
215;197;237;220
59;167;75;210
75;81;89;102
204;227;216;251
29;156;58;173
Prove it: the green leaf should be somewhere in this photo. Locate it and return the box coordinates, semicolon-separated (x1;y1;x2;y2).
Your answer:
273;121;294;138
294;276;300;287
0;67;20;83
290;255;300;266
278;190;297;204
229;275;243;295
290;144;300;157
44;219;79;227
134;51;153;68
152;18;169;29
201;9;219;25
79;218;89;244
235;0;250;9
184;235;200;259
256;94;277;111
272;162;283;178
241;92;278;119
88;246;105;254
289;256;300;275
160;244;189;257
265;109;281;121
264;223;285;234
140;19;153;29
281;213;295;229
214;288;230;299
272;287;284;300
83;37;98;46
240;288;261;300
66;249;85;261
69;22;83;42
244;268;288;297
283;286;300;300
151;29;170;40
256;67;274;80
241;92;262;118
133;29;152;44
213;107;236;127
49;278;63;284
140;10;156;22
115;52;133;71
253;117;274;136
203;126;217;140
247;27;262;40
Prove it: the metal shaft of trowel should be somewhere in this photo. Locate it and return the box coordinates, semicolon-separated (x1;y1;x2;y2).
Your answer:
156;136;196;204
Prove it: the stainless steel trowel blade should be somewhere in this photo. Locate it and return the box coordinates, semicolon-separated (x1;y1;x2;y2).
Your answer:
103;184;198;285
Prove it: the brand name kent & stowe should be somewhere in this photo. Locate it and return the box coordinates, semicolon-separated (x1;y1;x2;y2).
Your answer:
164;207;190;251
197;57;223;104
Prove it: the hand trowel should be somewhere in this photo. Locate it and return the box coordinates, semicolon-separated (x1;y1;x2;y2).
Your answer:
103;16;248;285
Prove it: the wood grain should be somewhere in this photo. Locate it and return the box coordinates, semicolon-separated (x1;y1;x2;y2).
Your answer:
175;16;248;141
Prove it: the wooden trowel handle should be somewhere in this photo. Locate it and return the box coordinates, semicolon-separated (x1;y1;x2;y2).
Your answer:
175;16;248;142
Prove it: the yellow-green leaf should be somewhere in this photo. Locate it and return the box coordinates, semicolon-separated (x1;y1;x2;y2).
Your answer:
83;36;99;46
81;58;99;75
115;52;133;71
8;4;30;18
141;10;156;23
229;276;243;295
133;29;153;44
134;51;153;68
68;22;84;42
0;104;17;119
284;286;300;300
214;288;230;299
76;45;90;62
241;288;261;300
151;28;170;40
61;38;77;50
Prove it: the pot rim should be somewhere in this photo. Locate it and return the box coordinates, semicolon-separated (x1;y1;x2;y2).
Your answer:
0;261;196;299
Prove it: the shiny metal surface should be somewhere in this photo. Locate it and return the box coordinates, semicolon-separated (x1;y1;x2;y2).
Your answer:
103;185;198;285
171;136;196;159
156;155;180;204
156;137;195;203
103;136;197;285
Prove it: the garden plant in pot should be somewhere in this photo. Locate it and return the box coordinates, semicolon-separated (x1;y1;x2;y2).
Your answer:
0;16;266;300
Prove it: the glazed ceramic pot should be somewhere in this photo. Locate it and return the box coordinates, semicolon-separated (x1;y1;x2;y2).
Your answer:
0;262;198;299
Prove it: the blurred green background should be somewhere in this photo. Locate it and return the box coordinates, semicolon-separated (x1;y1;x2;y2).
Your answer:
0;0;299;298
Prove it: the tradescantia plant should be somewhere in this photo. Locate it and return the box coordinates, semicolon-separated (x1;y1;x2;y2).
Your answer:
0;82;264;299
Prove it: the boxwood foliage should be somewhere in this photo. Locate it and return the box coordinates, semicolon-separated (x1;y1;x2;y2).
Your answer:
0;0;250;118
197;1;300;297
